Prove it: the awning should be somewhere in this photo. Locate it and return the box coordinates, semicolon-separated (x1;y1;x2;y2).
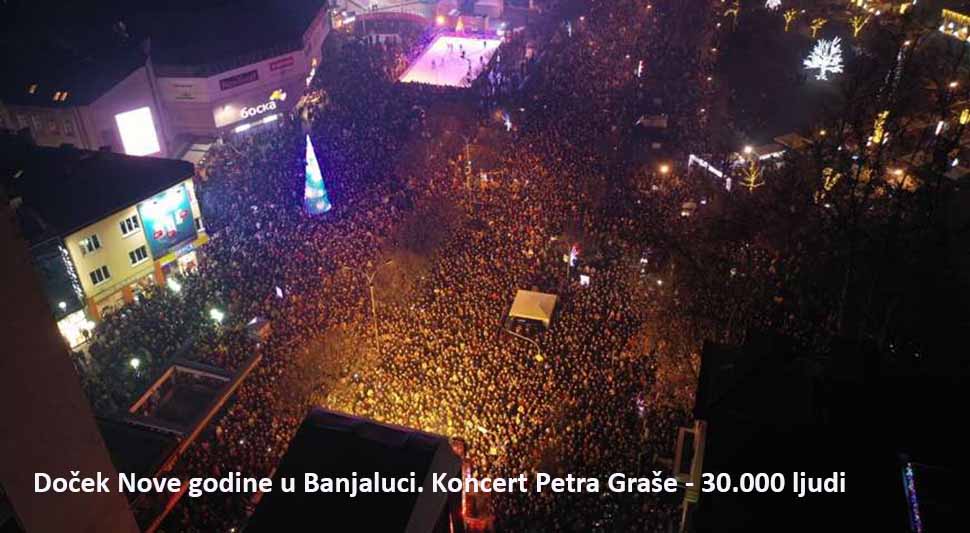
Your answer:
509;290;558;328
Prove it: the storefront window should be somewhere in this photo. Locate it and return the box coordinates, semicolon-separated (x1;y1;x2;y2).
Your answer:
57;309;95;348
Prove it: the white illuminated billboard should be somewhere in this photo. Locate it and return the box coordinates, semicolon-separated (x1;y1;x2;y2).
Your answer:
114;107;161;156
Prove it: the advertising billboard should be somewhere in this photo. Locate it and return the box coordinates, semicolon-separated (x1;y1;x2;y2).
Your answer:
219;69;259;91
115;107;161;156
136;184;197;257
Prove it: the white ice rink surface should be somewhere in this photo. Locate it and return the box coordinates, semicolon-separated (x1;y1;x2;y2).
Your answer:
399;35;502;88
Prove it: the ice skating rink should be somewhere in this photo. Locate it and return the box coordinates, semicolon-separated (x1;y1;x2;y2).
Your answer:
399;35;502;88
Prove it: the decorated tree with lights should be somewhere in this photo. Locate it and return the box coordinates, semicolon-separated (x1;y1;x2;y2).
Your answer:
804;37;844;81
740;160;765;192
765;0;781;11
304;135;332;215
810;17;828;38
783;8;798;32
850;15;870;38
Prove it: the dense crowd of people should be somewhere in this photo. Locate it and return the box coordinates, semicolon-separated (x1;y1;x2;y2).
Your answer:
66;1;749;531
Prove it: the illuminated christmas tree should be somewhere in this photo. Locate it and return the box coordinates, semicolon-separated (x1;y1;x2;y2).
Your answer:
804;38;844;81
304;135;331;215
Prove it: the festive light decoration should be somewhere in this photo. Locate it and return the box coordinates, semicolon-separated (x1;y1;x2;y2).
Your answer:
804;38;844;81
961;109;970;125
903;463;924;533
740;160;765;192
765;0;781;11
815;167;841;203
303;135;332;215
851;14;871;38
870;110;889;146
810;17;828;38
783;8;798;32
724;0;740;29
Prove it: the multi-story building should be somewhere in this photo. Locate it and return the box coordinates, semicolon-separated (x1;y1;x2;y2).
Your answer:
1;134;206;347
0;0;330;158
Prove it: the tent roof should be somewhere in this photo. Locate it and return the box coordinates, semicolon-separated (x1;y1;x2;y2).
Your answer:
509;290;558;325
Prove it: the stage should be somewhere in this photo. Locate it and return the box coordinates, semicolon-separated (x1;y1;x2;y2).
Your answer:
399;34;502;88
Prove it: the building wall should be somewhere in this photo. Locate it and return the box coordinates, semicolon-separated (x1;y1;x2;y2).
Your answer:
64;204;155;308
157;4;330;137
0;198;139;533
63;178;203;312
0;102;94;150
160;50;311;135
87;66;168;156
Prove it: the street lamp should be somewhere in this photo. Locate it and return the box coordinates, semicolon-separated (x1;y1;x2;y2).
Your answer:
658;163;670;175
343;259;394;352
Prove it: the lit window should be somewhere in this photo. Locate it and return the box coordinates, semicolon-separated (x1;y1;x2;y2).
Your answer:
28;83;37;94
89;265;111;285
119;214;140;236
128;245;148;266
79;234;101;254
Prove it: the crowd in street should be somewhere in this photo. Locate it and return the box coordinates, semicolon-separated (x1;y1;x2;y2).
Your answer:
69;1;740;531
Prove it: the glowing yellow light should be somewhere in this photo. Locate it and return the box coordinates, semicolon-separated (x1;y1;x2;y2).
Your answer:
810;18;828;38
784;9;798;32
871;110;889;145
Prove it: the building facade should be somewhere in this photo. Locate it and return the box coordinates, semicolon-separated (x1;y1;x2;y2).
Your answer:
1;138;207;348
0;2;329;158
61;178;205;325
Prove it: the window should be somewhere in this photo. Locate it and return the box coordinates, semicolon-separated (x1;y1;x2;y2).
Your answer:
128;245;148;266
79;234;101;254
119;214;140;236
194;217;203;231
89;265;110;286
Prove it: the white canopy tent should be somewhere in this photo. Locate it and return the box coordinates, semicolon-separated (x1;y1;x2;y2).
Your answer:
509;290;558;328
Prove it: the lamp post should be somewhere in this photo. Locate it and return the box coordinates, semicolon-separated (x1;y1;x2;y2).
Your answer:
504;327;543;362
343;259;394;352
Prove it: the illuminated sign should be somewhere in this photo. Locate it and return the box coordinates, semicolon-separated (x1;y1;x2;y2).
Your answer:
219;69;259;91
115;107;161;156
215;89;287;127
136;184;198;257
240;100;278;119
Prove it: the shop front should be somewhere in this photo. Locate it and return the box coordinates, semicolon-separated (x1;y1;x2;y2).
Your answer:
212;79;304;134
57;309;96;349
157;233;210;276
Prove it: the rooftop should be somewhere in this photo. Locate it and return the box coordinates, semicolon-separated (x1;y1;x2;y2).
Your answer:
0;0;327;106
0;135;195;243
246;408;460;532
0;0;147;107
130;0;327;76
